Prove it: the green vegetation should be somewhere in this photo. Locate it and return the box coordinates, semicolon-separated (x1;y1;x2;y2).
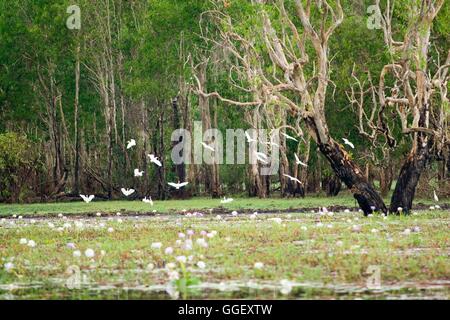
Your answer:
0;208;448;299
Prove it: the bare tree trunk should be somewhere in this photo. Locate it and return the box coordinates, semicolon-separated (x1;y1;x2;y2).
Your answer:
74;45;81;194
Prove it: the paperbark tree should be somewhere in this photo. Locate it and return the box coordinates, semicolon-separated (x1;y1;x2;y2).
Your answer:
195;0;387;214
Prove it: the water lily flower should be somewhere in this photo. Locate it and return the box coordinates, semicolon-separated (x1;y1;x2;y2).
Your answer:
4;262;14;272
85;249;95;258
254;262;264;270
151;242;162;249
73;250;81;257
67;243;76;249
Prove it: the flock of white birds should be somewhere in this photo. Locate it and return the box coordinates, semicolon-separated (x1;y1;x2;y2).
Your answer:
79;135;441;209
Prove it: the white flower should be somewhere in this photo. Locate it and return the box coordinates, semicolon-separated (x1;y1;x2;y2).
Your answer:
176;255;187;264
371;228;379;233
270;218;282;224
316;222;323;227
196;238;208;248
231;211;238;216
100;250;106;256
368;214;373;218
280;279;292;295
370;206;376;211
175;239;182;246
344;209;350;213
206;232;215;238
146;263;154;271
429;206;435;210
67;243;76;249
402;228;411;235
178;232;185;238
18;216;23;220
19;238;27;245
58;214;64;218
397;207;403;212
197;261;206;269
107;227;114;233
27;240;36;247
168;270;179;281
151;242;162;249
117;218;123;223
84;248;95;258
216;215;222;220
250;214;257;220
352;225;361;232
4;262;14;272
187;230;194;236
301;226;307;231
254;262;264;270
74;221;84;229
166;262;176;269
412;226;420;233
116;212;121;216
63;223;71;229
200;230;207;236
165;247;174;255
336;240;344;247
73;250;81;257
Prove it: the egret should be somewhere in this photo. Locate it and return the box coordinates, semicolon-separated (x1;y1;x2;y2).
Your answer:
220;197;234;204
121;188;135;197
143;197;154;206
281;132;298;142
342;138;355;149
80;194;94;203
294;154;308;167
148;154;162;167
245;131;258;143
168;182;189;190
127;139;136;149
282;174;303;185
134;169;144;177
201;142;215;152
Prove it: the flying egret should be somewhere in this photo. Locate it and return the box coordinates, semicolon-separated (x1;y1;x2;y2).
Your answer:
342;138;355;149
148;154;162;167
127;139;136;150
283;174;303;185
134;169;144;177
121;188;135;197
281;132;298;142
294;154;308;167
168;182;189;190
143;197;154;206
221;197;234;204
201;142;215;152
80;194;95;203
245;131;258;143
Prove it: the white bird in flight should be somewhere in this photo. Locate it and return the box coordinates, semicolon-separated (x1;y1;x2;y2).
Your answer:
148;154;162;167
283;174;303;185
433;190;439;202
342;138;355;149
245;131;258;143
294;154;308;167
121;188;135;197
134;169;144;177
281;132;298;142
127;139;136;150
80;195;94;203
143;197;154;206
201;142;215;152
221;197;234;204
168;182;189;190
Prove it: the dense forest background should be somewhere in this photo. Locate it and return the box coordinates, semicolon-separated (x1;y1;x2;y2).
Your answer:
0;0;448;207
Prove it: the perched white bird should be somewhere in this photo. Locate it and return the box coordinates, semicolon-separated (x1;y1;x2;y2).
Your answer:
342;138;355;149
121;188;135;197
245;131;258;143
433;190;439;202
283;174;303;185
168;182;189;190
134;169;144;177
148;154;162;167
201;142;215;152
294;154;308;167
221;197;234;204
281;132;298;142
143;197;154;206
127;139;136;149
80;194;95;203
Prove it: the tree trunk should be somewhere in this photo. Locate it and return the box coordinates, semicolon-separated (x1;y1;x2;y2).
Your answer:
318;139;387;214
74;45;81;194
390;143;431;213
